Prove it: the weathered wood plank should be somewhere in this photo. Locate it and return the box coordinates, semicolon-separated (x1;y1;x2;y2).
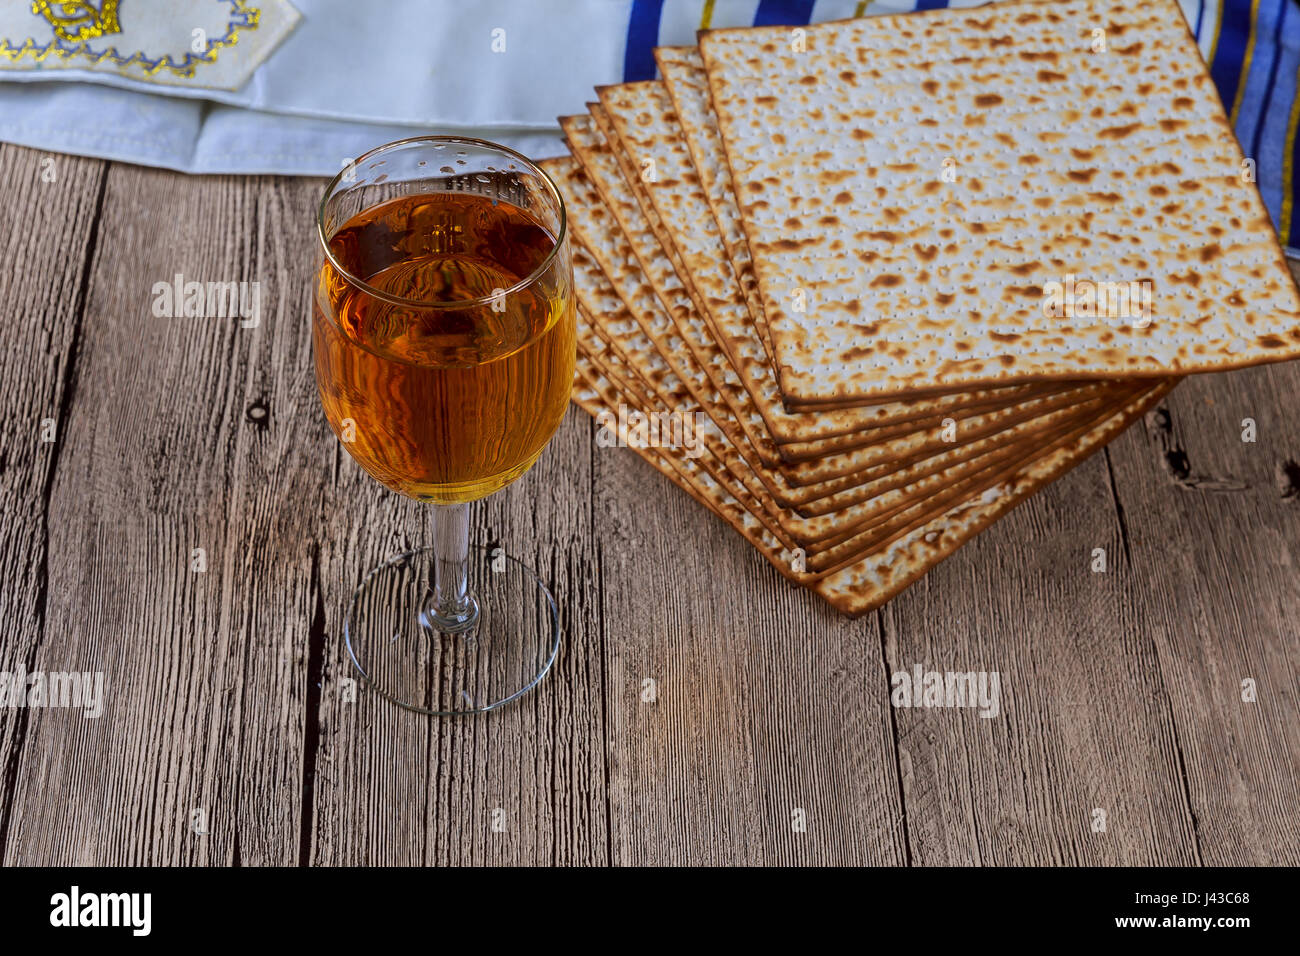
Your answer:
0;145;107;863
878;437;1200;865
1101;357;1300;865
593;443;907;865
2;165;323;864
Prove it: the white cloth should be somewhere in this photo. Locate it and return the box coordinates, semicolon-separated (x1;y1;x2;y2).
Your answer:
0;0;933;174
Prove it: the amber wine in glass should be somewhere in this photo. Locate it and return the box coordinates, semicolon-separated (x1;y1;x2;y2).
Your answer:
313;137;574;715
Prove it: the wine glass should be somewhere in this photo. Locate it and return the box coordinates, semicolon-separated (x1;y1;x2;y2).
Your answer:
312;137;574;715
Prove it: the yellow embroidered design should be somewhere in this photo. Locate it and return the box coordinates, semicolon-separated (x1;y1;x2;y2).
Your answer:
1;0;260;78
32;1;121;43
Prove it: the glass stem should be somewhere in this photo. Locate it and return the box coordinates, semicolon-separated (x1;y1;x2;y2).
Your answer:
426;502;479;633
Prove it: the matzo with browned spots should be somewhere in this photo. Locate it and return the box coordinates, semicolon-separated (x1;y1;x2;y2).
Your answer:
699;0;1300;403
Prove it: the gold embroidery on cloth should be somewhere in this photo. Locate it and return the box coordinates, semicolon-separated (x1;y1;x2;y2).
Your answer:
0;0;261;78
32;1;122;43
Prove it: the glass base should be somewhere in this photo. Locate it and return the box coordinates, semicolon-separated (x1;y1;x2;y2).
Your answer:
343;545;559;715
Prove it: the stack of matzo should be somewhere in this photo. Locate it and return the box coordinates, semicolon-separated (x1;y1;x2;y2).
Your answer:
544;0;1300;615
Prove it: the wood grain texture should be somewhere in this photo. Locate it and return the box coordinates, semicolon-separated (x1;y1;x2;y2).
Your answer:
0;146;107;863
1102;358;1300;865
0;144;1296;865
3;165;318;864
878;435;1200;865
594;445;906;865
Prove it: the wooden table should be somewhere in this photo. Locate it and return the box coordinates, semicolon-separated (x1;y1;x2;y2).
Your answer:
1;142;1297;866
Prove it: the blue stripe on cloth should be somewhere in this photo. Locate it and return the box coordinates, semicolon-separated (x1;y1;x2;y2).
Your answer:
1232;0;1284;158
1247;0;1289;161
914;0;950;10
1209;0;1255;118
1291;88;1300;249
1281;1;1300;248
622;0;666;82
1194;0;1206;38
753;0;817;26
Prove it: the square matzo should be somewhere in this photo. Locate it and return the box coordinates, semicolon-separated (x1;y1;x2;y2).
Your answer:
699;0;1300;403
